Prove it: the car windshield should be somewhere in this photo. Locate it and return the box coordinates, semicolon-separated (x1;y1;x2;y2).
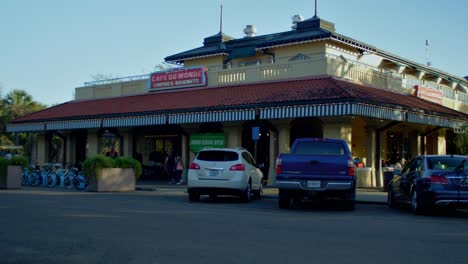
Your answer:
293;142;345;155
197;150;238;161
427;157;466;170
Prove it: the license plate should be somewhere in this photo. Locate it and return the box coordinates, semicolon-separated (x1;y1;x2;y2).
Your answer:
209;170;220;177
307;180;321;188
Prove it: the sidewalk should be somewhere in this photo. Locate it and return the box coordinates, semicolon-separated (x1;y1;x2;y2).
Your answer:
135;180;388;205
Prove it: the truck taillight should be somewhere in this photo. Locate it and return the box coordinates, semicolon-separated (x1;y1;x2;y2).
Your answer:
189;163;200;170
429;175;448;184
275;157;282;174
347;158;355;176
229;164;245;171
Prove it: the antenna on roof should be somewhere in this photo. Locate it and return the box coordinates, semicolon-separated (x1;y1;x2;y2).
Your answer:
219;3;223;33
314;0;318;18
425;40;431;67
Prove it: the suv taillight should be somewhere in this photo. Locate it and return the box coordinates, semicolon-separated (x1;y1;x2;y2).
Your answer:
229;164;245;171
275;157;282;174
189;163;200;170
347;157;355;176
429;175;448;184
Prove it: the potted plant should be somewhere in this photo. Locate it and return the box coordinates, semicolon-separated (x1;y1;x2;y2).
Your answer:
82;155;141;192
0;155;28;189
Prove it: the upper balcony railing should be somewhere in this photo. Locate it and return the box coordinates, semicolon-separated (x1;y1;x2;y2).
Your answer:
84;74;150;87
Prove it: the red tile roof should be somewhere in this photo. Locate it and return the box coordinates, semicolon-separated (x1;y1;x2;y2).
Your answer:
13;75;468;123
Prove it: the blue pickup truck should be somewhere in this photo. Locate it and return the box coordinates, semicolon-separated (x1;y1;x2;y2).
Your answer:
275;138;356;210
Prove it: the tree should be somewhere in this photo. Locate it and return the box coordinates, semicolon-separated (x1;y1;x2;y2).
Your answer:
454;125;468;155
3;89;46;120
1;89;46;155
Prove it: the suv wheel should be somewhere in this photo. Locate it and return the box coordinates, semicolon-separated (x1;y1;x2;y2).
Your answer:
278;189;291;209
241;182;251;203
253;182;263;200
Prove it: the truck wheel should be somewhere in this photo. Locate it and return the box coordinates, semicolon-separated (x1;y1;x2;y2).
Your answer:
279;189;291;209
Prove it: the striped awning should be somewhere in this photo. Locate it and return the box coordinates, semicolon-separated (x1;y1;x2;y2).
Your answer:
260;103;463;128
46;119;101;130
103;115;166;127
260;103;404;121
6;123;45;132
169;109;256;124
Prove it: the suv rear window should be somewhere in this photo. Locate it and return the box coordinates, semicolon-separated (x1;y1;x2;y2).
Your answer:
293;142;345;155
197;150;239;161
427;157;466;170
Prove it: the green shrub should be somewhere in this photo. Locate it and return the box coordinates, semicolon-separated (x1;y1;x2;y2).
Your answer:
10;155;28;168
82;155;114;182
113;156;142;180
83;155;142;181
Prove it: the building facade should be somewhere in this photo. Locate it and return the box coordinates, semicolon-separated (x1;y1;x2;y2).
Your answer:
8;15;468;186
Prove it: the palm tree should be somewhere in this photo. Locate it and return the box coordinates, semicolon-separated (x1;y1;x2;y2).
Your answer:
1;89;46;154
3;89;46;120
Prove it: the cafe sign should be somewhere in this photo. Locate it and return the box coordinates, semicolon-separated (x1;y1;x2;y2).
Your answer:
413;85;443;105
148;66;207;91
189;133;225;152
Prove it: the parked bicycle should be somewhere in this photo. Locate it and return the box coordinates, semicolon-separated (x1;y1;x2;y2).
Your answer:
21;165;41;186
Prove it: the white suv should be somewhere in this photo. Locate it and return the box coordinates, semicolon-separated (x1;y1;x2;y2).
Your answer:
187;148;264;202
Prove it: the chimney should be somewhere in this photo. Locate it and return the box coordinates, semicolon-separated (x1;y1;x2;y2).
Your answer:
243;25;257;37
291;15;304;30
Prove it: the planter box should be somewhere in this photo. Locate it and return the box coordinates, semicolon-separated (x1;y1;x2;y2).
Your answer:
88;168;135;192
0;166;22;189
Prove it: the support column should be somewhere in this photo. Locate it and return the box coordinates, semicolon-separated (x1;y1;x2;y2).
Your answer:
224;126;242;148
87;130;99;157
36;134;47;165
277;124;291;154
365;127;377;187
437;129;447;155
121;130;133;157
268;130;277;186
323;122;352;150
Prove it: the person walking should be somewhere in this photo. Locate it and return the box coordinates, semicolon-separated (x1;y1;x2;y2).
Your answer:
174;155;184;185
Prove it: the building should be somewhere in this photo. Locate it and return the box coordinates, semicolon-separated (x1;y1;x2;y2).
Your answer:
7;13;468;186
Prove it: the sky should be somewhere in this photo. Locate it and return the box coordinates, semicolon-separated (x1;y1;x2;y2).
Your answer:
1;0;467;107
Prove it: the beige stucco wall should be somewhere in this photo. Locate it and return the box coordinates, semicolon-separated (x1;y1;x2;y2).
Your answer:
224;125;242;148
87;130;99;157
36;134;46;165
323;122;352;151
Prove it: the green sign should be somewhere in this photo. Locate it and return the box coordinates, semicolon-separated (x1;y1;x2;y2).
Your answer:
189;133;225;152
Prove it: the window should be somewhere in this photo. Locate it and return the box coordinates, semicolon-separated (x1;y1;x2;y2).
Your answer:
242;152;257;166
292;142;345;155
197;150;238;162
427;157;466;170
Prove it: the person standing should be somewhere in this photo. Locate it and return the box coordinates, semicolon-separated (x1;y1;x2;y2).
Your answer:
174;155;184;185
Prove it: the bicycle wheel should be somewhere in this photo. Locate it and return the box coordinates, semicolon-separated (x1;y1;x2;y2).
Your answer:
30;171;40;186
73;173;89;191
47;172;57;187
64;171;76;189
21;169;30;186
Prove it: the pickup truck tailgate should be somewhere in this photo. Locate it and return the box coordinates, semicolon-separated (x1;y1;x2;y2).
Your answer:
280;154;350;177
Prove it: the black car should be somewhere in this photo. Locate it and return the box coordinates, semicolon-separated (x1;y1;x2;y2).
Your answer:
387;155;468;214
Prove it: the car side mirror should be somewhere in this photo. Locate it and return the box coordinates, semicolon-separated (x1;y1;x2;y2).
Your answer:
258;163;265;169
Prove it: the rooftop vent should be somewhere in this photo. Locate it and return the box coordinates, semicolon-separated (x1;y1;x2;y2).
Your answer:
243;25;257;37
291;15;304;30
